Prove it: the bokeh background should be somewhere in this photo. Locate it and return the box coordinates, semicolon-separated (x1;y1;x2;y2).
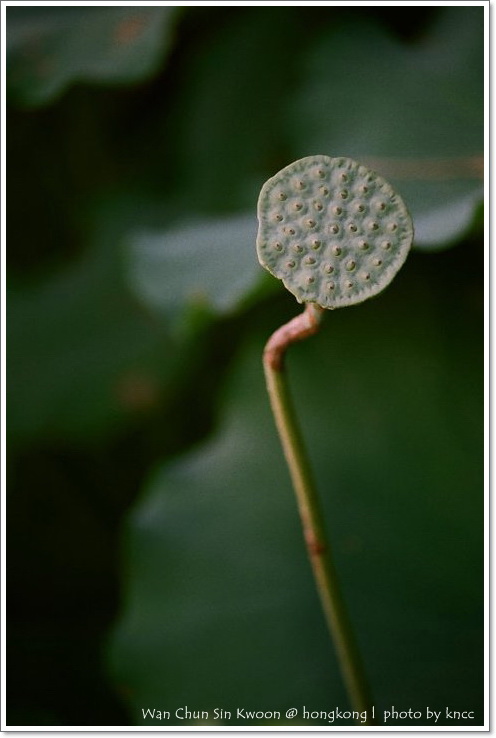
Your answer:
7;5;484;728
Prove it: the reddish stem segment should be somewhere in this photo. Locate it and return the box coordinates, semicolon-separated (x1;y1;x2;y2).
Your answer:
264;303;324;371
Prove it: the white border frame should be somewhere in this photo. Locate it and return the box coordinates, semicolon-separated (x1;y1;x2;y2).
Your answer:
1;0;490;733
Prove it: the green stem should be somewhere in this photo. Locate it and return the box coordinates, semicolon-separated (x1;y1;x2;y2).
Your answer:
263;303;375;725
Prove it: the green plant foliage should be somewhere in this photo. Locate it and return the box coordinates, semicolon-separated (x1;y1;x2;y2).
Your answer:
257;156;413;307
109;249;483;726
7;6;178;107
125;215;261;326
288;7;483;249
158;8;306;214
7;215;175;445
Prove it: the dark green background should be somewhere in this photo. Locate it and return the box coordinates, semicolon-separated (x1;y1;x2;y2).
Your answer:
7;5;484;728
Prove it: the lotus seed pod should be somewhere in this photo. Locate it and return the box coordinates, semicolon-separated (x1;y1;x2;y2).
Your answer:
257;155;413;308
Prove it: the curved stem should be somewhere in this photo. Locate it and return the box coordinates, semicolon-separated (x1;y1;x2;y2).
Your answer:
263;303;375;725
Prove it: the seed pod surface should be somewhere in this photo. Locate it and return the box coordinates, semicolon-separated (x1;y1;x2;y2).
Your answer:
257;155;413;308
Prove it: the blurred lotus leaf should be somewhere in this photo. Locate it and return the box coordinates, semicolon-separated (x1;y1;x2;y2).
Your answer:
109;250;483;726
157;8;306;214
7;217;175;445
125;215;269;326
7;6;178;106
288;7;484;249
